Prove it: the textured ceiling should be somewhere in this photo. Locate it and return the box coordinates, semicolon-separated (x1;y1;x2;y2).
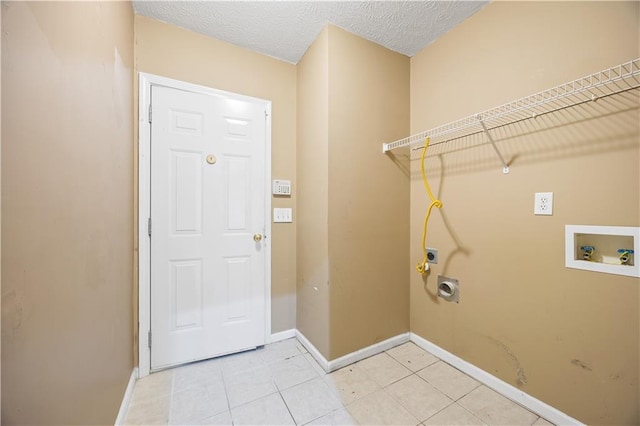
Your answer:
132;1;488;64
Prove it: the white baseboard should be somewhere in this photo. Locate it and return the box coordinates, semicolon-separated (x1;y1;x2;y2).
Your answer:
410;333;583;426
327;333;410;372
295;330;330;372
114;367;138;426
296;330;409;373
270;328;297;343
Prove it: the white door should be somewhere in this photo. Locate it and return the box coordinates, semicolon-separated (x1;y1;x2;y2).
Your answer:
150;85;268;370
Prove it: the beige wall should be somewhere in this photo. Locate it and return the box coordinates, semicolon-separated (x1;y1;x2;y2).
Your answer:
296;25;410;360
327;26;410;359
296;27;331;357
1;2;3;418
1;2;134;424
409;2;639;424
134;15;298;341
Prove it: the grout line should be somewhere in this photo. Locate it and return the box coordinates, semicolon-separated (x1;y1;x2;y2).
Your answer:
277;388;299;424
423;399;458;423
382;371;480;426
378;378;422;424
220;363;233;420
167;370;175;424
454;380;483;402
414;359;483;402
382;366;462;424
457;402;488;426
274;371;319;393
301;407;347;426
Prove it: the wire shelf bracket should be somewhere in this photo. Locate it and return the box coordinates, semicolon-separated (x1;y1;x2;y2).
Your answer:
382;58;640;173
477;114;510;174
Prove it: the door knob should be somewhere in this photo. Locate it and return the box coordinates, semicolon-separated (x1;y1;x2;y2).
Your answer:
253;234;263;242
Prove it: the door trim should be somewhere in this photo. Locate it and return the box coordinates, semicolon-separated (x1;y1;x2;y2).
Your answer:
137;73;272;378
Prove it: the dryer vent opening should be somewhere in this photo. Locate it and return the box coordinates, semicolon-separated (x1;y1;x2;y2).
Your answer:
437;275;459;303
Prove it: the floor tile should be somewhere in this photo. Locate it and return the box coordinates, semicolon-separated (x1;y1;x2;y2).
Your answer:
422;403;484;426
199;410;233;425
386;342;439;372
347;389;419;426
173;358;223;393
533;417;555;425
281;377;343;424
356;353;412;387
125;338;544;426
231;392;295;425
417;361;480;400
458;386;538;425
220;348;266;375
129;368;174;405
323;363;380;405
224;364;277;408
306;407;359;426
260;338;305;364
169;381;228;425
124;393;170;425
385;374;453;422
304;352;328;376
270;353;319;390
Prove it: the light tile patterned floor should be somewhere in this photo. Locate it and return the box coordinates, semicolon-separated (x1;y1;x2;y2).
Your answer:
124;338;554;426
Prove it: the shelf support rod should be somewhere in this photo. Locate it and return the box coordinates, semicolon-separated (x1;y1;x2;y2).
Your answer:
476;114;510;174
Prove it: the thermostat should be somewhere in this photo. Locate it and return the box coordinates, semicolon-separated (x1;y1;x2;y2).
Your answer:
272;179;291;196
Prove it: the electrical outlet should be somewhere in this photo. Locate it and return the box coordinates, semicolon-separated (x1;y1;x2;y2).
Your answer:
534;192;553;215
426;248;438;264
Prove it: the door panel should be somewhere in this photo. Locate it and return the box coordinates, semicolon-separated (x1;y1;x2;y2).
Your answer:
224;256;251;321
226;156;249;230
172;260;202;329
150;85;267;370
172;151;202;233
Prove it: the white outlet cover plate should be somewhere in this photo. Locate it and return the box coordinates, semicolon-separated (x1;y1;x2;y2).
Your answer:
534;192;553;215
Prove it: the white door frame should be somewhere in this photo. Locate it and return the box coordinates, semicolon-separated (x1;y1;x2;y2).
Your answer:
138;73;272;378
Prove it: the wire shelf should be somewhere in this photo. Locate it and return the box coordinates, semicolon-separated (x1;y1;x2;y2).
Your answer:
382;58;640;160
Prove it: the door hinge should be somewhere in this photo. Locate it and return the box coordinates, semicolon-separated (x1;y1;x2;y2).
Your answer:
148;330;152;348
264;110;269;118
148;217;152;237
148;104;152;123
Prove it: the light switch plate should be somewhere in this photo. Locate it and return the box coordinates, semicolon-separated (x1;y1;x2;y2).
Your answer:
273;208;292;223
